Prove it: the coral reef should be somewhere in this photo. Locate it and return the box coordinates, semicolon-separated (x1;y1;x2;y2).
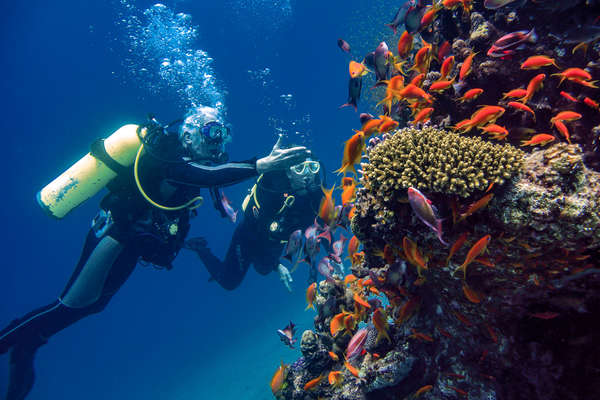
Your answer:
362;126;524;199
275;1;600;399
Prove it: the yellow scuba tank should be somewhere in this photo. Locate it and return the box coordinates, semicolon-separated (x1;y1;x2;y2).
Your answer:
37;124;143;219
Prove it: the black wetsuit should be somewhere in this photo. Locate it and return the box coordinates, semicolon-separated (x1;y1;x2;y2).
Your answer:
188;170;322;290
0;139;258;400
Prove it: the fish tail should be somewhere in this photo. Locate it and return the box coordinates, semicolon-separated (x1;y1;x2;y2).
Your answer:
385;23;398;35
305;303;315;311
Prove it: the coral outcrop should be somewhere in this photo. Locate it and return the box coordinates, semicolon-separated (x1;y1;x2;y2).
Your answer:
362;126;524;199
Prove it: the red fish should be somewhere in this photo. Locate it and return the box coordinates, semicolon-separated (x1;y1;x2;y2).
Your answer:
397;31;414;59
521;133;555;146
530;312;559;319
372;308;391;344
520;73;545;103
455;234;491;279
447;232;468;265
305;282;316;310
520;55;559;70
459;51;477;81
508;101;535;120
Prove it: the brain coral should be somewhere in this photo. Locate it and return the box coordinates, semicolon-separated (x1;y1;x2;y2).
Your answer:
362;126;524;199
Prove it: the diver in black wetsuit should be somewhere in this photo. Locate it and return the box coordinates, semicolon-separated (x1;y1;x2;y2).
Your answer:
185;155;324;291
0;109;310;400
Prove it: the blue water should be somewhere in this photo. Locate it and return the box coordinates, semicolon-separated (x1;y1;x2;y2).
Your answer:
0;0;383;398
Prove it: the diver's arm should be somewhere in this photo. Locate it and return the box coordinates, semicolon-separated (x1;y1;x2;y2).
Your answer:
165;159;259;188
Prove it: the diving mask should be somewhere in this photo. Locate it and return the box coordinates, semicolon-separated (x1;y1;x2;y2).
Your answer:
290;159;320;176
201;121;232;144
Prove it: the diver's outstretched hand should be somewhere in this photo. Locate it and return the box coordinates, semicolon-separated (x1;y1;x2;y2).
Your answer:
256;134;310;174
277;263;293;292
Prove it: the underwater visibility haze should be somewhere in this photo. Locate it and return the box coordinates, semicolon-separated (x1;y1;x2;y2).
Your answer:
1;0;600;399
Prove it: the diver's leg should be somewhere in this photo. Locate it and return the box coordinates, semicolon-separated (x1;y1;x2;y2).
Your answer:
1;229;138;400
187;225;252;290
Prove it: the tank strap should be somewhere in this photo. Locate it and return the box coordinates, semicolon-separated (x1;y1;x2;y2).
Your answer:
90;139;129;176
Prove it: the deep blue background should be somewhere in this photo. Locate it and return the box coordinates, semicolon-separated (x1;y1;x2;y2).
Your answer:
0;0;392;398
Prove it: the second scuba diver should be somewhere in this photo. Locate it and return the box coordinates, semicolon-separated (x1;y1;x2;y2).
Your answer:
0;106;310;400
185;151;324;291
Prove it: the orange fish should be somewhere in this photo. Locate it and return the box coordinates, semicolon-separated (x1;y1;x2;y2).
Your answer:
318;184;336;225
480;124;508;140
559;91;578;102
459;51;477;81
583;97;599;110
419;5;440;30
464;106;505;131
442;0;463;8
448;385;468;397
440;55;455;80
377;75;405;110
372;308;391;344
453;310;473;327
462;283;481;303
328;351;339;361
343;313;356;335
553;120;571;144
452;118;472;132
508;101;535;120
397;31;414;59
397;297;420;325
459;193;494;221
330;312;346;336
570;78;599;88
341;177;356;205
429;79;454;92
411;42;433;74
361;117;382;136
344;274;358;285
409;328;434;342
438;40;451;61
353;292;371;308
550;111;582;125
304;375;324;391
344;361;360;377
335;131;365;175
455;234;491;279
305;282;316;311
403;236;428;271
502;88;527;99
270;362;288;394
521;133;555;146
447;232;468;265
347;236;359;261
349;60;369;78
485;323;498;343
378;115;399;133
412;107;434;123
398;83;433;103
410;73;426;87
415;384;434;397
520;55;559;70
328;371;343;387
520;73;546;103
457;88;483;102
552;67;592;85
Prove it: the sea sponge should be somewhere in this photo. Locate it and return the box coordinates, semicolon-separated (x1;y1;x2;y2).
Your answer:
361;126;524;199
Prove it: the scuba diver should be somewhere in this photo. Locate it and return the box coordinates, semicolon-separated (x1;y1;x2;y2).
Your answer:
0;107;310;400
185;153;324;291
